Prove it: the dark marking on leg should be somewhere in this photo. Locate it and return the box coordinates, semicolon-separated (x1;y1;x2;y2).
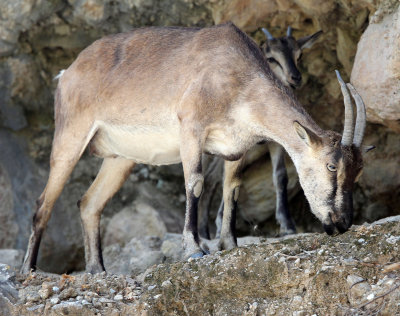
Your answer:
215;200;224;239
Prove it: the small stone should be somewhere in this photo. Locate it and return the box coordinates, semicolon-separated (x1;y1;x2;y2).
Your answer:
125;292;135;300
358;238;365;244
26;292;41;303
154;294;162;299
85;291;97;300
52;286;60;293
38;288;52;300
50;297;60;305
81;299;91;305
59;287;78;300
92;298;102;308
148;285;156;291
26;304;44;312
367;293;375;300
161;280;172;288
99;297;114;304
347;275;371;303
109;288;116;295
292;296;302;304
114;294;123;301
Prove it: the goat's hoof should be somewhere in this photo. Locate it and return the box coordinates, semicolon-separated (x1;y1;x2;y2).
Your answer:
20;265;34;275
189;252;204;260
217;237;237;251
279;228;296;236
86;265;106;274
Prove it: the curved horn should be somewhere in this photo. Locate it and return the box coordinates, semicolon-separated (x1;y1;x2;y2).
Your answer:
287;26;292;37
335;70;354;146
262;28;274;40
346;83;366;147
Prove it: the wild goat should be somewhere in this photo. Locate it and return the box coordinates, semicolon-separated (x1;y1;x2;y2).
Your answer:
209;26;323;239
22;23;369;274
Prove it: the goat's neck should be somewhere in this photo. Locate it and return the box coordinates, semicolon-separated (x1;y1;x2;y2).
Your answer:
237;78;324;165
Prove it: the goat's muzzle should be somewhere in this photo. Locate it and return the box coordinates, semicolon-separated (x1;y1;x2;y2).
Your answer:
323;212;353;235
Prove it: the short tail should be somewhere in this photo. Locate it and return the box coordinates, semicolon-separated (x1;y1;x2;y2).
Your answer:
53;69;65;81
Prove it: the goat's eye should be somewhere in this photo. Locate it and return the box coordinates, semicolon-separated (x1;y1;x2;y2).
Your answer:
327;164;337;172
267;57;277;64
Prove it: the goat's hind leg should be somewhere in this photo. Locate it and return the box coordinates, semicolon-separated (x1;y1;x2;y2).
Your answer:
269;142;296;235
218;158;244;251
21;124;95;274
79;157;135;273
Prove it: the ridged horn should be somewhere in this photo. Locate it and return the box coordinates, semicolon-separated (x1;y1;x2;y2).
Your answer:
335;70;354;146
287;26;292;37
346;83;366;147
262;28;274;40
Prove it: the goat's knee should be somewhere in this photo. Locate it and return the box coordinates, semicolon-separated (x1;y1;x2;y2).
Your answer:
193;178;203;198
188;174;204;199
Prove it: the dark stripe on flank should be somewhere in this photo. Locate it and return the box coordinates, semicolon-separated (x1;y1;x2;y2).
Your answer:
113;43;122;67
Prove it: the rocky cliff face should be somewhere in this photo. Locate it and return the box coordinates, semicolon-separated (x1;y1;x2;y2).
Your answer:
0;0;399;275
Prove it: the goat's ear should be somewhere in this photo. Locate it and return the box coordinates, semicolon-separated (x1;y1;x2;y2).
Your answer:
297;30;323;50
294;121;321;147
363;145;375;153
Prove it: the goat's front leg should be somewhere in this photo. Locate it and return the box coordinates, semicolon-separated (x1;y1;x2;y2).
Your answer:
268;142;296;235
180;125;207;259
218;158;244;251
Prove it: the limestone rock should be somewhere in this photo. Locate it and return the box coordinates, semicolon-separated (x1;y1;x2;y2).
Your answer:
160;233;184;263
70;0;111;26
0;0;62;56
336;27;357;76
210;0;279;32
294;0;335;16
103;236;164;275
0;249;24;270
0;164;17;249
0;264;18;316
104;202;167;247
238;150;300;224
351;5;400;132
0;131;86;274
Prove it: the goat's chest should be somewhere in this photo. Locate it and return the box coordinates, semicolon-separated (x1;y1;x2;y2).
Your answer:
204;128;253;161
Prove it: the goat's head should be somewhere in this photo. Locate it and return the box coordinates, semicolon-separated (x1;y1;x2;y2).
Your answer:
261;26;322;89
292;71;374;235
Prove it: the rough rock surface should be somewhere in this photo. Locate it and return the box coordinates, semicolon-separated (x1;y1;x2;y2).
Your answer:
103;202;167;247
0;249;24;270
1;217;399;315
351;2;400;132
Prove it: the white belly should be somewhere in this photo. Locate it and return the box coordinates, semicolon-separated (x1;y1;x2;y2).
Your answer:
91;122;181;165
